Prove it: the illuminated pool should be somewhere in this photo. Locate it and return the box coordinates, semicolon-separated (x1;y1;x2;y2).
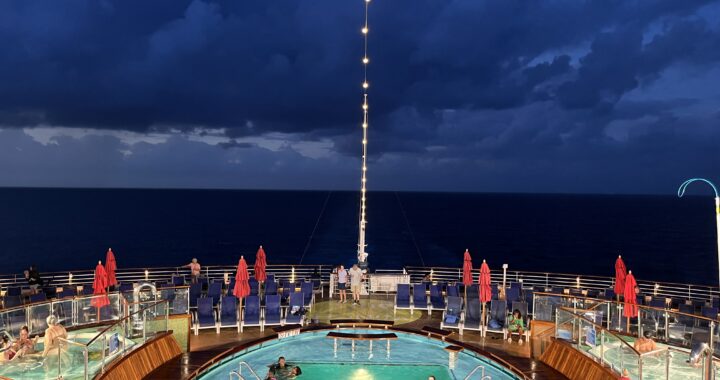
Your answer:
198;328;520;380
0;327;136;380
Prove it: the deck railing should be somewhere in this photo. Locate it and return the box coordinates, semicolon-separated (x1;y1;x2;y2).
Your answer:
1;264;718;305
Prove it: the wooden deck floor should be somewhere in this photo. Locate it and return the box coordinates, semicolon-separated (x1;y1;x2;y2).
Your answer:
146;294;568;379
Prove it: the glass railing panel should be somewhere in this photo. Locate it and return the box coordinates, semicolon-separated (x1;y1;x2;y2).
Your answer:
143;303;169;343
51;298;76;329
85;323;129;376
555;308;576;342
27;302;52;335
76;294;121;325
171;287;189;315
0;308;26;337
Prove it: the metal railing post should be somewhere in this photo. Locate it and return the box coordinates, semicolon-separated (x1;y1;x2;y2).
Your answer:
142;309;147;342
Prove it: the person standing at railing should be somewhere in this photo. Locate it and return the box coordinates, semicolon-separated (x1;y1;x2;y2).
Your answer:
337;265;348;304
349;264;364;306
185;258;201;283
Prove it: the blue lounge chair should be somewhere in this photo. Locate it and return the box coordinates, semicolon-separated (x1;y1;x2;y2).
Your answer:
284;293;305;326
227;279;236;295
412;283;430;315
394;284;412;315
440;296;463;331
266;274;275;284
430;284;445;314
466;284;479;300
461;298;482;335
29;292;47;303
4;295;22;308
505;287;521;309
484;300;507;339
194;297;217;335
491;284;499;300
207;282;222;307
82;286;94;295
301;282;314;308
119;283;133;292
265;281;278;296
249;278;259;296
446;284;459;298
6;287;21;297
189;282;202;309
264;294;282;331
172;275;185;286
218;296;240;333
240;296;261;332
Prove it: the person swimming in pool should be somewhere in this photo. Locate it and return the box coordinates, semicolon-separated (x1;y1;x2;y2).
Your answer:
633;330;657;353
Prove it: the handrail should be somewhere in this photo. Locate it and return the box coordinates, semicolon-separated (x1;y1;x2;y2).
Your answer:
557;306;641;357
237;361;261;380
58;336;89;380
463;364;486;379
87;298;167;346
534;292;720;325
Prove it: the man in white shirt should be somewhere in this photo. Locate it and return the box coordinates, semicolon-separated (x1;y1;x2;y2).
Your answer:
349;264;364;305
337;265;348;303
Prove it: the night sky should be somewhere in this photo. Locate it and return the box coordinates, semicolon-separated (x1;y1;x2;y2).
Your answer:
0;0;718;193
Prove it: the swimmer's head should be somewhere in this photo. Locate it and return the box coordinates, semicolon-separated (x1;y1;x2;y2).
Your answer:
643;330;653;339
46;315;58;326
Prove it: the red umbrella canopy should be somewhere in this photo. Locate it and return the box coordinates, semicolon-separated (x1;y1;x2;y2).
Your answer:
623;271;638;318
479;260;492;303
462;249;473;286
91;262;110;308
233;256;251;298
614;255;627;296
105;248;118;287
254;245;267;282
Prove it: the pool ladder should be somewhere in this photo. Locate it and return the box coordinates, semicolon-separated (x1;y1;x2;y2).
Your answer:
463;364;491;380
229;361;261;380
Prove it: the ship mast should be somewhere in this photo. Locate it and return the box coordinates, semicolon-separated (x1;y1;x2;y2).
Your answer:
357;0;371;264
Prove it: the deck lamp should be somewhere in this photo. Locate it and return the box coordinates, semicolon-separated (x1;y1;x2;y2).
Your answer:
678;178;720;293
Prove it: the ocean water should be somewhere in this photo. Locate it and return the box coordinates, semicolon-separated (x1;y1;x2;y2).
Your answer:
0;188;715;285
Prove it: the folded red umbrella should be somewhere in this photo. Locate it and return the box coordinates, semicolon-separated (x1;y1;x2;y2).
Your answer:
105;248;118;287
233;256;250;298
462;249;473;286
254;245;267;282
614;255;626;296
479;260;492;303
623;271;638;318
91;261;110;308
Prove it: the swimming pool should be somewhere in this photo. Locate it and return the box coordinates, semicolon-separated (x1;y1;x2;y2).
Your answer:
198;328;521;380
0;327;136;380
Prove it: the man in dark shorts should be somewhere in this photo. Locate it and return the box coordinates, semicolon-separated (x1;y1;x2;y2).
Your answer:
337;265;348;303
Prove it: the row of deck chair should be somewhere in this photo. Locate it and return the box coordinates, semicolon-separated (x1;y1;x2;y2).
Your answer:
193;292;309;335
438;295;531;339
190;280;316;311
394;284;449;316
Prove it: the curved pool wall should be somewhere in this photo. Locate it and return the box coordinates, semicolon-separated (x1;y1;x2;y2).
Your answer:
197;328;521;380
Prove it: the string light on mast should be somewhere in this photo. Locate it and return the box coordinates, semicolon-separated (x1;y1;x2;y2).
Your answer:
357;0;371;264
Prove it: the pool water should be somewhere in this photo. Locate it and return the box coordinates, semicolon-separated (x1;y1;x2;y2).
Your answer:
199;328;520;380
0;328;136;380
292;363;452;380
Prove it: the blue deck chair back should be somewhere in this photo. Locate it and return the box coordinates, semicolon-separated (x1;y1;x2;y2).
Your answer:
301;282;313;306
430;285;445;308
249;278;259;295
466;284;479;299
286;293;304;324
702;306;718;319
119;283;133;292
465;298;481;325
649;298;665;308
189;282;202;308
265;295;281;324
30;292;47;303
489;300;506;328
447;296;462;318
265;281;278;296
447;285;459;297
207;282;222;306
396;284;411;307
197;298;215;327
172;275;185;286
243;296;260;324
4;295;22;307
266;274;275;283
413;284;427;306
220;296;238;324
7;287;21;297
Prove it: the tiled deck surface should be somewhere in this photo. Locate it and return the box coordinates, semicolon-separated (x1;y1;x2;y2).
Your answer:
146;294;567;379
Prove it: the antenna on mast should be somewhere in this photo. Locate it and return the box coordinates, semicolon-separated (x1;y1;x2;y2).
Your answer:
357;0;371;266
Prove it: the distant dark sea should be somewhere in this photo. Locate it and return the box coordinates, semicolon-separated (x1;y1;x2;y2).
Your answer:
0;188;716;285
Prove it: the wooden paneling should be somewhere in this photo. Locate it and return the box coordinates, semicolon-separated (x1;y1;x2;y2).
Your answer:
97;331;182;380
540;338;618;380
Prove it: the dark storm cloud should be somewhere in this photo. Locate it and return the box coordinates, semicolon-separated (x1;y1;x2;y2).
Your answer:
0;0;719;193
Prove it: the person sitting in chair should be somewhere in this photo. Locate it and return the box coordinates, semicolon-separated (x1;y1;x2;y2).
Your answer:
507;309;525;343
